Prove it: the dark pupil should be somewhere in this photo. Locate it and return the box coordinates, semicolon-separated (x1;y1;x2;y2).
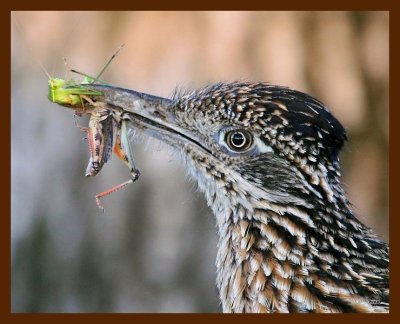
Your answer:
231;132;245;147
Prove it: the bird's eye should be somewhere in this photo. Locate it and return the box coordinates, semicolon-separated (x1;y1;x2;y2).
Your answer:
225;130;253;152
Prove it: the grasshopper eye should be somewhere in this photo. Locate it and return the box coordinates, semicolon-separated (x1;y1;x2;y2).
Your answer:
225;130;253;152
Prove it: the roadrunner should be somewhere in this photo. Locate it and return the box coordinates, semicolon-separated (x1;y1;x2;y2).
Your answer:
86;82;389;313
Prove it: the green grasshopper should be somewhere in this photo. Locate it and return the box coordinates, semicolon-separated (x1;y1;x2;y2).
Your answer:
48;46;140;211
48;46;119;112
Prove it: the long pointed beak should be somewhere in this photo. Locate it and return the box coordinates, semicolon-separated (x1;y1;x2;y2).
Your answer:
84;84;211;154
85;84;174;125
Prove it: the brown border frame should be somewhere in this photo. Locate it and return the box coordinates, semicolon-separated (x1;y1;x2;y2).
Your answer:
4;2;397;323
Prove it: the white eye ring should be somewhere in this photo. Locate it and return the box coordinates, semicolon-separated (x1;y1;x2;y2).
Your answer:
225;130;253;152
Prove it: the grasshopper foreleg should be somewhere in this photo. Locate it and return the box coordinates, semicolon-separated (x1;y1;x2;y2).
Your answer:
73;114;90;144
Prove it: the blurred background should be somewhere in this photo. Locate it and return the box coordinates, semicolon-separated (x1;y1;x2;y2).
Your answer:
11;11;389;312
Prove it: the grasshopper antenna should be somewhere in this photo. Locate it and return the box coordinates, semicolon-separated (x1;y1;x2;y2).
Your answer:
12;13;52;81
37;59;52;80
62;57;72;80
50;13;84;77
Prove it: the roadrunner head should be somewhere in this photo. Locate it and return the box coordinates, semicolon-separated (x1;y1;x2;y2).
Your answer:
85;82;388;313
168;82;348;210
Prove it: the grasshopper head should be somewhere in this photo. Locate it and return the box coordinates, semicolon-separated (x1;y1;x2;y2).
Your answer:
48;78;65;103
48;78;81;106
48;78;65;102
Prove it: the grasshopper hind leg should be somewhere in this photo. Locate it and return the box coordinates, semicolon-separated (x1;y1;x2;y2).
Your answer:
95;173;140;212
94;119;140;212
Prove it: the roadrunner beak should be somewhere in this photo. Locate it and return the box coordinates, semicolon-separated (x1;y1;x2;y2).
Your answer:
83;84;209;153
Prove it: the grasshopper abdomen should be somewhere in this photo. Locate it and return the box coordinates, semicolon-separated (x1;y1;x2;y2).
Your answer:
79;106;140;211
